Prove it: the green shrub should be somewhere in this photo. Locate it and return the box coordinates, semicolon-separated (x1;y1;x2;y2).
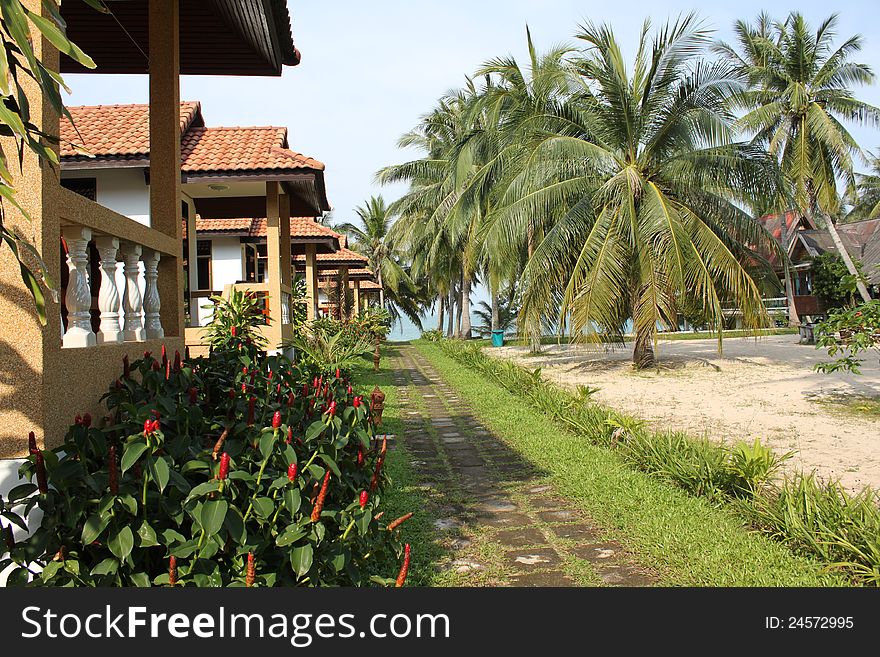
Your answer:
0;309;410;587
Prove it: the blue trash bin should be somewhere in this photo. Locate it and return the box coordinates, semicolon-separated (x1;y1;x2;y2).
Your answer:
491;329;505;347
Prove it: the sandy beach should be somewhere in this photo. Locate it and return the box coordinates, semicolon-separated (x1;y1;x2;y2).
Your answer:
490;335;880;494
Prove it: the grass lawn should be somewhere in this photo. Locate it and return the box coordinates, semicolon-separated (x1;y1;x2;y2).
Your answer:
413;340;846;587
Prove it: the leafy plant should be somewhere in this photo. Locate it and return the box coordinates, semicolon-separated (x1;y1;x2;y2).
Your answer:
810;254;863;311
0;299;411;587
420;329;443;342
202;288;268;353
814;300;880;374
288;326;374;378
728;439;793;498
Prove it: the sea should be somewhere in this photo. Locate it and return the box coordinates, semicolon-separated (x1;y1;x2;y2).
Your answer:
387;312;483;342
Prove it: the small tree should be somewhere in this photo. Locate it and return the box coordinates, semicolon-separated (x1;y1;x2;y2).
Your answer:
814;300;880;374
810;254;864;311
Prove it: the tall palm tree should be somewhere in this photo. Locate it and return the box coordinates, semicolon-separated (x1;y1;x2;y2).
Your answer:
716;12;880;303
494;15;781;366
335;196;426;327
847;151;880;221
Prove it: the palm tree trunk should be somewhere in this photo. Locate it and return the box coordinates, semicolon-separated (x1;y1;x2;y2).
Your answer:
436;295;445;332
460;274;472;340
824;216;872;303
491;289;499;332
446;288;455;338
632;324;655;369
779;217;800;325
377;267;385;308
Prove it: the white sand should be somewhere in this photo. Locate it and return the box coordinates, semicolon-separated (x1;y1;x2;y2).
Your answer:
490;335;880;494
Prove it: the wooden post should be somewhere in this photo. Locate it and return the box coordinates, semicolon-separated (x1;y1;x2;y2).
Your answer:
341;267;350;319
305;243;318;320
149;0;183;338
353;279;361;316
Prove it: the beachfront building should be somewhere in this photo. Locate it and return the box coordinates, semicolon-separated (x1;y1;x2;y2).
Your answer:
0;0;302;462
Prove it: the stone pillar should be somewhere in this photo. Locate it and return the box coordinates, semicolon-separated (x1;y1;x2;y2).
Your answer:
353;279;361;316
61;226;96;348
265;181;282;347
305;243;318;321
341;267;350;319
149;0;183;338
279;192;291;289
142;248;164;339
121;243;146;342
185;196;199;327
94;236;123;344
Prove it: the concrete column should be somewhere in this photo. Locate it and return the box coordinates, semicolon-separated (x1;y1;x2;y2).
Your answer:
341;267;350;319
149;0;183;338
353;279;361;316
265;181;282;348
305;244;318;321
279;193;291;289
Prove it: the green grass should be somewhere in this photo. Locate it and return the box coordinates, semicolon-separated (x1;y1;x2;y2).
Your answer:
413;340;846;587
350;348;448;586
818;394;880;420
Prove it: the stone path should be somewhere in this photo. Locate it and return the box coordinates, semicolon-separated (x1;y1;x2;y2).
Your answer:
390;346;657;587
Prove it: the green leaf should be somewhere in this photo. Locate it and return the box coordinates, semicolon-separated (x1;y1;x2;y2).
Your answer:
137;521;159;548
108;525;134;560
200;500;228;537
259;432;275;459
40;561;63;581
184;480;221;503
223;507;246;545
7;483;37;501
148;455;170;493
283;488;301;515
276;527;307;547
290;543;314;578
116;494;137;515
252;497;274;519
120;441;148;473
129;571;151;588
24;10;96;68
357;510;373;536
318;453;341;478
305;421;326;441
81;513;110;545
90;558;118;577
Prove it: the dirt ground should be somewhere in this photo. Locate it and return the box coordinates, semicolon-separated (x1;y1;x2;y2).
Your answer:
490;335;880;494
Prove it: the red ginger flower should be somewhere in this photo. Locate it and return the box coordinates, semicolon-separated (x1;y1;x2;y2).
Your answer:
311;471;331;522
359;490;369;509
247;397;256;426
75;413;83;426
229;389;236;400
189;387;198;404
288;463;297;481
353;396;361;408
395;544;411;588
357;446;364;467
173;350;181;372
28;431;38;455
287;391;295;407
387;512;413;531
230;326;237;337
168;556;178;586
35;452;48;494
302;383;309;397
335;368;341;379
108;445;119;495
82;413;92;428
286;426;293;445
123;355;130;379
272;410;282;430
246;552;256;587
143;418;160;436
218;453;230;480
242;366;248;375
347;385;353;396
161;344;167;366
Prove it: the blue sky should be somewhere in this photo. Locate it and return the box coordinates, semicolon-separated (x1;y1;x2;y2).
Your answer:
64;1;880;307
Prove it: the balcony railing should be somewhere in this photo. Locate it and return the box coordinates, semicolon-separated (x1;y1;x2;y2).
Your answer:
58;188;178;349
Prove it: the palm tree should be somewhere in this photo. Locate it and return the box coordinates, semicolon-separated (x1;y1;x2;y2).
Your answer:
334;196;426;328
848;151;880;221
473;296;518;337
494;15;781;367
716;12;880;303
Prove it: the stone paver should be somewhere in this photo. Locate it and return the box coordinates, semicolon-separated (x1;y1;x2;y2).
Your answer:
390;345;656;588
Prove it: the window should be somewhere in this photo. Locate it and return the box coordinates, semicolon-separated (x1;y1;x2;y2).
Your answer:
61;177;96;201
196;240;212;291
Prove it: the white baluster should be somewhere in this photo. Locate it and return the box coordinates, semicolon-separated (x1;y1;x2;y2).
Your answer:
142;248;164;339
94;236;123;344
120;243;146;342
61;227;96;348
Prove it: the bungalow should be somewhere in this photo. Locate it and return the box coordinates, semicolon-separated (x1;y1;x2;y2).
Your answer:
0;2;301;460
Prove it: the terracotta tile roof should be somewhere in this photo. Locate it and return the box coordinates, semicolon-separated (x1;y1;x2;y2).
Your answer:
294;247;369;264
351;280;382;290
194;218;260;234
192;217;341;241
61;102;325;173
319;268;375;279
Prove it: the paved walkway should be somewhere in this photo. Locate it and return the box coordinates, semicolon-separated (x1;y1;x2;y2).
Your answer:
391;346;656;587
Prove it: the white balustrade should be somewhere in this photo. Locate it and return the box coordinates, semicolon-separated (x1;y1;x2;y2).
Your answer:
61;226;96;348
281;292;291;325
94;236;123;344
120;242;146;342
142;248;164;339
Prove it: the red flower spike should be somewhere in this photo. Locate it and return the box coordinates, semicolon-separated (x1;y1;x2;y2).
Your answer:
151;360;160;372
143;350;151;360
353;396;361;408
395;544;411;587
228;389;236;400
173;351;181;372
165;359;171;380
302;383;309;398
311;471;331;522
189;387;198;404
28;431;38;455
357;446;364;467
241;382;248;394
347;385;352;396
218;453;230;481
286;426;293;445
168;556;178;587
185;346;191;361
268;370;273;380
276;383;282;394
335;368;341;379
115;378;123;390
247;397;256;426
123;355;130;379
74;414;83;426
288;463;297;481
242;366;248;376
359;490;368;509
272;410;282;430
231;326;237;337
35;452;48;494
82;413;92;428
161;343;167;362
108;445;118;495
287;391;295;407
246;552;256;587
387;512;413;532
328;401;337;416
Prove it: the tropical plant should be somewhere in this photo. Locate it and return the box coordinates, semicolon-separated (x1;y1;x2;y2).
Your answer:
847;150;880;221
202;288;268;353
495;16;780;366
286;319;375;376
809;253;863;310
0;300;410;587
716;12;880;303
473;297;518;337
0;0;106;323
814;299;880;374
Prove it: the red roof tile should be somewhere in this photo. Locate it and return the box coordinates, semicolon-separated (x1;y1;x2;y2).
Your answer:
294;247;369;264
192;217;341;241
61;102;324;173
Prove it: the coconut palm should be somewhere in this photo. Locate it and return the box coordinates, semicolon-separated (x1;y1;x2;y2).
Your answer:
847;151;880;221
494;15;781;366
334;196;426;328
715;12;880;302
